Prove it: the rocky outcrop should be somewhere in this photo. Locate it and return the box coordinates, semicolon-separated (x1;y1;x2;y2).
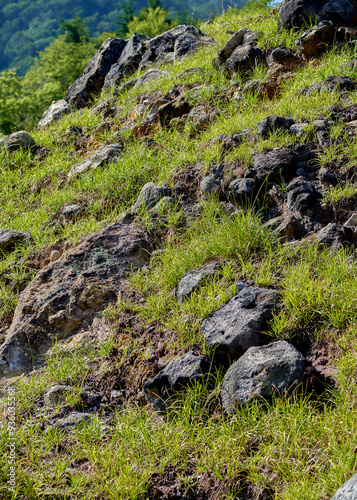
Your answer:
0;224;151;378
257;115;295;139
279;0;357;29
0;229;32;254
331;473;357;499
220;341;305;412
0;131;36;153
67;144;123;181
131;182;170;213
38;100;72;128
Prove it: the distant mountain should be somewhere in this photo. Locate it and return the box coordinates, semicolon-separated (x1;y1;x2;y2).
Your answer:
0;0;247;75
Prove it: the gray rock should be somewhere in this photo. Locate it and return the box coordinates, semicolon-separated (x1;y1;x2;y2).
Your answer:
177;67;204;79
44;385;71;406
200;176;220;195
221;341;305;412
67;144;123;181
286;178;320;216
344;213;357;227
299;75;357;95
332;473;357;499
117;211;134;224
0;131;36;153
313;223;354;249
38;100;72;128
188;106;210;130
61;205;84;220
222;44;264;77
0;224;151;378
279;0;356;29
176;262;222;303
132;182;169;213
251;148;298;184
290;122;309;137
264;215;306;241
0;229;32;254
202;286;279;359
151;196;176;214
296;21;336;57
229;178;254;204
158;96;192;125
217;28;252;60
144;351;212;407
135;68;171;88
312;119;330;131
50;412;92;431
257;115;295;139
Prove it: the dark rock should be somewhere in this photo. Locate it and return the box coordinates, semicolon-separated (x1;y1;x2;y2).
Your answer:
117;211;134;224
103;33;149;91
313;223;354;248
286;178;321;216
222;44;264;77
218;28;253;60
316;130;330;147
229;178;255;204
257;115;295;139
344;213;357;227
265;215;306;240
144;351;212;408
296;21;336;57
67;144;123;181
332;472;357;499
251;148;298;184
290;122;309;137
65;38;127;108
298;75;357;96
0;131;36;153
221;341;305;412
312;119;330;131
318;166;338;185
176;262;222;303
158;96;192;125
38;100;72;128
270;46;298;64
200;176;220;195
49;412;92;431
0;224;151;378
188;106;210;130
0;229;32;254
61;204;84;220
202;286;279;360
132;182;169;212
279;0;357;29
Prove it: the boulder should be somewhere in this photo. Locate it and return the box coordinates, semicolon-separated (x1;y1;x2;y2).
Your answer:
65;38;127;108
176;262;222;303
286;178;321;216
331;473;357;499
222;44;264;77
158;96;192;125
229;178;255;204
313;223;354;248
132;182;169;213
38;100;72;128
67;144;123;181
144;351;212;407
217;28;255;60
202;286;279;359
296;21;336;57
257;115;295;139
0;223;151;378
221;341;305;412
44;385;71;407
279;0;357;29
251;148;298;184
0;131;36;153
0;229;32;254
200;176;220;195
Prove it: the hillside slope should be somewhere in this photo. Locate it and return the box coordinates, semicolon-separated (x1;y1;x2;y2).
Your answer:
1;0;357;498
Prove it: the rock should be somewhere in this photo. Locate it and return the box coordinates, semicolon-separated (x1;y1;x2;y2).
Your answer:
286;178;320;216
38;100;72;128
257;115;295;139
270;46;298;64
279;0;357;29
65;38;127;108
265;215;306;240
296;21;336;58
313;223;354;248
229;178;255;204
151;196;176;214
0;224;151;378
318;166;337;185
67;144;123;181
135;68;171;88
0;131;36;153
158;96;192;125
221;341;305;412
103;33;149;91
344;213;357;227
202;286;279;359
312;119;330;131
132;182;169;213
144;351;212;408
222;44;264;78
290;122;309;137
217;28;253;60
200;176;220;195
188;106;210;130
331;473;357;499
251;148;298;184
117;211;134;224
0;229;32;254
316;130;330;147
49;412;92;431
44;385;71;406
176;262;222;303
61;204;84;220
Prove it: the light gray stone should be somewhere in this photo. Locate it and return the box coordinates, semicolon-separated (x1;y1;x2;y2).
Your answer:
0;229;32;254
38;100;72;128
44;385;71;406
176;262;221;303
132;182;169;213
332;473;357;499
0;131;36;153
67;144;123;181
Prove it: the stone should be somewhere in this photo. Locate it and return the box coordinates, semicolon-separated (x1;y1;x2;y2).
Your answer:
270;46;298;64
222;44;264;77
144;351;212;407
0;131;36;153
251;148;298;184
0;223;151;378
290;122;309;137
117;211;134;224
151;196;176;214
202;286;280;359
44;385;71;406
49;412;92;431
318;166;337;185
0;229;32;254
344;213;357;227
331;473;357;499
158;96;192;125
257;115;295;139
312;119;330;131
38;100;72;128
65;38;127;108
265;215;306;240
296;21;336;57
221;341;305;412
229;178;255;204
286;178;320;216
103;33;149;91
132;182;169;213
134;68;171;88
61;205;84;220
176;262;222;303
67;144;123;181
200;176;220;195
188;106;210;130
279;0;357;29
217;28;253;60
313;223;354;249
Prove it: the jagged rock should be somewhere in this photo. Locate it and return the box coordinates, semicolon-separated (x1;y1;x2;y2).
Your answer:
344;213;357;226
298;75;357;96
265;215;306;240
331;473;357;499
270;46;298;65
38;100;72;128
229;178;255;204
313;223;354;248
312;119;330;131
117;211;134;224
144;351;212;408
296;21;336;57
135;68;171;88
176;262;222;303
67;144;123;181
316;130;330;147
286;178;321;216
222;44;264;78
318;166;337;185
65;38;127;108
279;0;357;29
221;341;305;412
217;28;255;60
202;286;279;359
151;196;176;214
132;182;169;213
158;96;192;125
290;122;309;137
0;223;151;378
61;204;84;220
200;176;220;195
0;131;36;153
0;229;32;254
44;385;71;407
251;148;298;184
103;33;150;91
257;115;295;138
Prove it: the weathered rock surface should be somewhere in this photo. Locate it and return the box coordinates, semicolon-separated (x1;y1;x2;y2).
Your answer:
176;262;222;303
313;223;354;249
251;148;298;184
222;44;264;77
38;100;72;128
299;75;357;95
0;131;36;153
65;38;127;108
202;286;279;359
0;223;151;378
158;96;192;124
257;115;295;139
0;229;32;254
296;21;336;57
144;351;212;407
67;144;123;181
221;341;305;412
132;182;169;213
135;68;171;88
286;178;321;216
44;385;71;407
229;178;255;204
279;0;357;29
331;473;357;499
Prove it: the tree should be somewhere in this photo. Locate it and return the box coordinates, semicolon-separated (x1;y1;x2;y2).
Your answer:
126;6;171;37
116;0;134;38
59;13;90;44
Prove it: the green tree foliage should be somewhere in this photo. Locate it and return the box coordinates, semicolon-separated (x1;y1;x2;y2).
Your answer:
126;6;172;37
116;0;135;38
59;13;90;43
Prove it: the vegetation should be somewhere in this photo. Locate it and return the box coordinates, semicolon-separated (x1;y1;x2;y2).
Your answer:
1;1;357;499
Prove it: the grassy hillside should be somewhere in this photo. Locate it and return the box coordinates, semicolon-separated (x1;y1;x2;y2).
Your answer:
1;1;357;498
